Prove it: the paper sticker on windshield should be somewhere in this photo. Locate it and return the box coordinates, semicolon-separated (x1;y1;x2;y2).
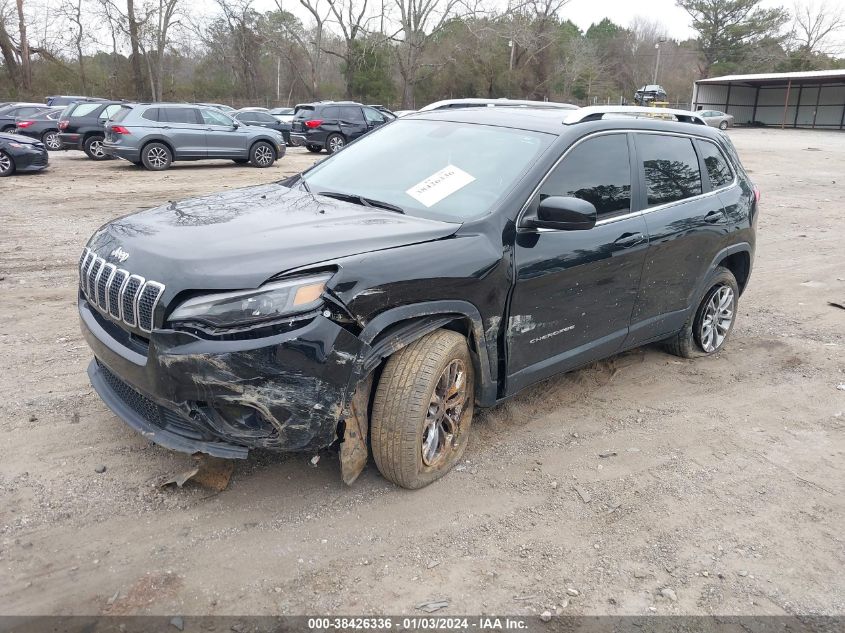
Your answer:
406;165;475;208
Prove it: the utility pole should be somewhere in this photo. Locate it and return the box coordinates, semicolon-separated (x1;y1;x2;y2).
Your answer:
277;57;281;102
653;39;667;85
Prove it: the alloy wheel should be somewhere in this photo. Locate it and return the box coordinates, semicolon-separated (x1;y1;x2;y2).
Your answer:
147;147;168;169
44;132;61;150
329;136;344;152
0;152;12;175
254;145;273;166
421;359;468;467
90;140;105;157
699;285;734;352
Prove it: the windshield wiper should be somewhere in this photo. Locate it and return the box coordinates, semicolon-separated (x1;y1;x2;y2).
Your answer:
316;190;405;214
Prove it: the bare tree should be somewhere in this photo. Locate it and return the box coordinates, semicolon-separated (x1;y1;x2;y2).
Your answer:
792;1;844;56
59;0;88;93
323;0;385;97
274;0;332;99
391;0;480;107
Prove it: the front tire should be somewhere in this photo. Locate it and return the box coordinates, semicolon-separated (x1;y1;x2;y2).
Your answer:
664;267;738;358
719;121;728;130
0;150;15;176
371;330;474;489
326;133;345;154
249;141;275;168
83;135;109;160
141;142;172;171
42;130;62;151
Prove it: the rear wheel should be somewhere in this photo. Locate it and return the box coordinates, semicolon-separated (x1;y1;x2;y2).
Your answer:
326;134;345;154
371;330;474;489
719;120;728;130
306;144;322;153
141;142;172;171
42;130;62;151
249;141;276;167
83;135;109;160
0;150;15;176
664;267;739;358
1;125;14;133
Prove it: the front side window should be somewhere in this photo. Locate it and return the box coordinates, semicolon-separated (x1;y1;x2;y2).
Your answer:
698;140;733;189
637;134;702;207
201;108;234;126
363;107;385;124
302;119;554;222
538;134;631;216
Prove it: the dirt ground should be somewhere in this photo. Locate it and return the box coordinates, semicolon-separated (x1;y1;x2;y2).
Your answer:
1;131;843;618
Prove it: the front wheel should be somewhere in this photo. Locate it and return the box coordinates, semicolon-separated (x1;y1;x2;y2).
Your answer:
141;142;172;171
719;121;728;130
325;133;345;154
84;135;109;160
0;150;15;176
371;330;474;489
42;130;62;151
249;141;276;168
664;267;739;358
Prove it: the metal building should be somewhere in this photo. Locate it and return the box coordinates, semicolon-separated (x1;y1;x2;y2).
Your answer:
691;69;845;129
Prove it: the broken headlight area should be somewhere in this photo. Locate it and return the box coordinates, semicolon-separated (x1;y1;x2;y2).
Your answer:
168;273;332;331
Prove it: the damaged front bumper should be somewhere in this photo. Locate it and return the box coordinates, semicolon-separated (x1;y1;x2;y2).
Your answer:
80;297;369;460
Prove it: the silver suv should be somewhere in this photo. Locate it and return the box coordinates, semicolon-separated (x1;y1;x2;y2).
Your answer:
102;103;285;171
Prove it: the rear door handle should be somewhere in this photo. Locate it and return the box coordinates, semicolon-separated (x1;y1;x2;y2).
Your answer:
705;210;727;224
614;232;646;248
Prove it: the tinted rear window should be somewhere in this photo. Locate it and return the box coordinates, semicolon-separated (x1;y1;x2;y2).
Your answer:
294;106;315;119
69;103;101;117
142;108;161;122
637;134;703;207
698;140;733;189
111;106;133;123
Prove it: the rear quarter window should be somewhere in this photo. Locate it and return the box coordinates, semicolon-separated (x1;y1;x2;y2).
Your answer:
142;108;161;122
698;140;734;189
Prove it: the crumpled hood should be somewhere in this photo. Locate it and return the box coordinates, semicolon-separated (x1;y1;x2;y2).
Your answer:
86;183;460;293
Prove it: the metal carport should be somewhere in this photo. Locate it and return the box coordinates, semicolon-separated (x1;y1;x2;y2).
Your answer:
691;69;845;129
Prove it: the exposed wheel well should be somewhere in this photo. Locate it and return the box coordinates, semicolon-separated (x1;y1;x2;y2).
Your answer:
249;138;278;158
717;251;751;295
83;131;104;141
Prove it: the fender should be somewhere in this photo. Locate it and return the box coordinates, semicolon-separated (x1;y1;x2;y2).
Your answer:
355;300;497;407
692;242;753;305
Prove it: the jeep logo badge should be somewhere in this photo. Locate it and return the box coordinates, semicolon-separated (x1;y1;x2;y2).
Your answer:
110;247;130;263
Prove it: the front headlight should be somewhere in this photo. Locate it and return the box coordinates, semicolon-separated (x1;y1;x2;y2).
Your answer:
169;273;332;327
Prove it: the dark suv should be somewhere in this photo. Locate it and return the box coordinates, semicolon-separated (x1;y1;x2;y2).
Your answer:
78;106;757;489
58;100;125;160
289;101;391;153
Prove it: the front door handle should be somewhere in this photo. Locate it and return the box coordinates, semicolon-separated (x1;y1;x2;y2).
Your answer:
614;232;646;248
705;210;727;224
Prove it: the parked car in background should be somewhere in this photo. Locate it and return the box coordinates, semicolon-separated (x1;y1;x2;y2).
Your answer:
234;109;291;145
45;95;106;107
194;102;236;113
102;103;285;170
77;105;757;489
0;131;49;176
634;85;668;105
269;107;295;123
58;100;125;160
418;98;578;112
15;108;63;150
289;101;391;153
237;106;270;113
698;110;735;130
0;103;52;132
368;105;397;119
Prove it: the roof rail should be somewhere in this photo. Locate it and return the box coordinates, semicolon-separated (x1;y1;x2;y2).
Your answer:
563;105;706;125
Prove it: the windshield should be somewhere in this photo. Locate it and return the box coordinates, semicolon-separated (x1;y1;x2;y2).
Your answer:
301;119;553;221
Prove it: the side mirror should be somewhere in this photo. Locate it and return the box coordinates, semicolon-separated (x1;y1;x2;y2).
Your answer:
231;120;240;129
524;196;597;231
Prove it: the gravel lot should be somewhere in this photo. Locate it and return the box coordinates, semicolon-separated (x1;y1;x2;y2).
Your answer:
1;132;843;617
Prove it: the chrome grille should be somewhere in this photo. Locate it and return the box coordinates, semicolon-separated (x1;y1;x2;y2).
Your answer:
79;247;165;333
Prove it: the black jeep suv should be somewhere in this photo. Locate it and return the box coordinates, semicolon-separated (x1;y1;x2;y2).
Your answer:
58;100;124;160
289;101;392;153
78;106;757;489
